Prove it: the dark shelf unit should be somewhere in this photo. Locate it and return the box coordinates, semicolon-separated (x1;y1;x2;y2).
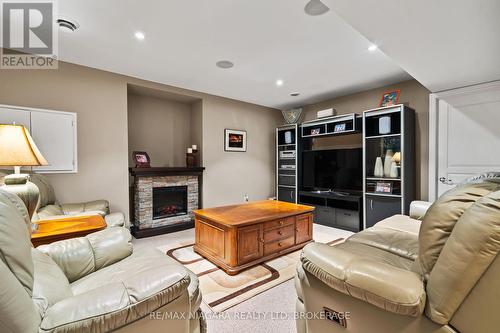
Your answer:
363;105;415;229
299;190;363;232
297;113;363;232
276;124;298;203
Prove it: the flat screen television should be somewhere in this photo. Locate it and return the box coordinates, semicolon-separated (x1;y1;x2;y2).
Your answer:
301;148;362;192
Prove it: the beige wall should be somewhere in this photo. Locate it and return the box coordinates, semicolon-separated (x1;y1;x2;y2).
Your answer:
201;97;283;207
0;61;282;222
302;79;430;200
0;62;129;216
128;94;192;167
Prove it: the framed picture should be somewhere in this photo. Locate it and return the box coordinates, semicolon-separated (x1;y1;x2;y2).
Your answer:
375;182;392;194
311;128;321;135
334;123;346;133
224;129;247;152
379;90;400;107
132;151;150;168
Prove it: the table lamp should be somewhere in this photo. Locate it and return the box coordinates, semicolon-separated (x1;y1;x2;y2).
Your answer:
0;124;48;219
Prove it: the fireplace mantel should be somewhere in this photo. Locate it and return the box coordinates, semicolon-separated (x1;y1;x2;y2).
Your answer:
129;167;205;177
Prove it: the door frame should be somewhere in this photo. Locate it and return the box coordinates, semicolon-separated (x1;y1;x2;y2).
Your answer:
428;80;500;201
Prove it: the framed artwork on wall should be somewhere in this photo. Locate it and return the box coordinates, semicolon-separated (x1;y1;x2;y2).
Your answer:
132;151;151;168
224;129;247;152
379;90;401;107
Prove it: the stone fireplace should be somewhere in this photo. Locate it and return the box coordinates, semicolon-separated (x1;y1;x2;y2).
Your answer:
129;167;204;237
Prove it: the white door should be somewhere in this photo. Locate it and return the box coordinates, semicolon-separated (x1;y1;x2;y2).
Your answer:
31;111;77;172
0;107;31;128
429;81;500;200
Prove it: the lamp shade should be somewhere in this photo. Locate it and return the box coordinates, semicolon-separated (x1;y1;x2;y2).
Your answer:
0;124;48;166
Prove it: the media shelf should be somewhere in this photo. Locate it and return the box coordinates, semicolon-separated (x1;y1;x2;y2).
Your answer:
276;124;298;203
301;113;361;138
363;104;415;229
299;190;363;232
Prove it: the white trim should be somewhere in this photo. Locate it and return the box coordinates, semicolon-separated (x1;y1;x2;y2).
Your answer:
0;103;78;174
428;94;438;201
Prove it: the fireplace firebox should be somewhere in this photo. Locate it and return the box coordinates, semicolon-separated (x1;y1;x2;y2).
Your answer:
153;186;188;220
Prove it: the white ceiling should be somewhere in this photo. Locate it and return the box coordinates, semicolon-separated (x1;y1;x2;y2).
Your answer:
58;0;410;109
326;0;500;92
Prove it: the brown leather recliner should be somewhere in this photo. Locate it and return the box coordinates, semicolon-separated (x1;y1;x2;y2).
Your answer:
0;189;205;333
296;173;500;333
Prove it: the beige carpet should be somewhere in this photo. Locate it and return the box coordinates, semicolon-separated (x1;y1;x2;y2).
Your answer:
158;237;343;313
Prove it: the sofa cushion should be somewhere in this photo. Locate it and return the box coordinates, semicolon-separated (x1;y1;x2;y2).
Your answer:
347;226;419;261
31;249;72;315
425;190;500;324
36;205;64;220
301;243;426;317
0;190;34;295
417;179;500;279
30;174;56;208
334;241;414;271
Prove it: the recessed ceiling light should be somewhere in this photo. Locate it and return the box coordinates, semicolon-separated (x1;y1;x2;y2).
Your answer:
134;31;145;40
304;0;330;16
290;92;300;97
368;44;378;52
216;60;234;69
57;18;79;32
276;79;284;87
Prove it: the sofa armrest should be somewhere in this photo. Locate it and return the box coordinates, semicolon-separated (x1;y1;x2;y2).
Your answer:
104;211;125;227
39;283;129;332
37;227;132;282
409;200;432;220
300;243;426;317
60;200;110;216
40;271;191;332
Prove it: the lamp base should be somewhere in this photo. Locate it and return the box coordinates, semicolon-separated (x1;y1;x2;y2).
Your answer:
2;173;40;220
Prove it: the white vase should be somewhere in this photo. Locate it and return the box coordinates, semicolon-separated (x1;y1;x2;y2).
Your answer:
374;157;384;177
384;150;394;177
390;161;398;178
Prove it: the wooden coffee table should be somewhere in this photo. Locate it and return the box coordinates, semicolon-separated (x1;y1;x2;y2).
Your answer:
193;200;315;275
31;215;107;247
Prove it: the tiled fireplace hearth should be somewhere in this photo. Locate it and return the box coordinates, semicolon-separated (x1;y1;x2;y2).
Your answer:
129;167;205;238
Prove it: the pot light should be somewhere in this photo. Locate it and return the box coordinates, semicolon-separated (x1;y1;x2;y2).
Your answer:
134;31;145;40
290;92;300;97
368;44;378;52
216;60;234;69
276;79;284;87
57;18;79;32
304;0;329;16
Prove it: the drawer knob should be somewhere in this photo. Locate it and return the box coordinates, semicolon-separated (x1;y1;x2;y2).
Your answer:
279;221;284;226
278;242;282;247
278;231;283;235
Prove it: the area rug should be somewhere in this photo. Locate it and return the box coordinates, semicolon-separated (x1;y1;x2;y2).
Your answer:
158;237;344;313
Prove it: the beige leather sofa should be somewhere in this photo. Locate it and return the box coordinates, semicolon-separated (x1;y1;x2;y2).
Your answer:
296;173;500;333
0;172;125;227
0;189;205;333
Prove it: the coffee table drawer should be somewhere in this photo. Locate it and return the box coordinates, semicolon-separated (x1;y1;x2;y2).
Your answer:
264;217;294;230
264;236;294;256
263;224;294;243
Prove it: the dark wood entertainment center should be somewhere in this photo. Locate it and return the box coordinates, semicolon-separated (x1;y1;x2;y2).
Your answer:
276;105;415;232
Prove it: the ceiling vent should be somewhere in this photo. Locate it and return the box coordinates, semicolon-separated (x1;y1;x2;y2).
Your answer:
57;18;79;32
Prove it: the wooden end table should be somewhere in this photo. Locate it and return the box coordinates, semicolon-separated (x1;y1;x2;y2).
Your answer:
31;215;107;247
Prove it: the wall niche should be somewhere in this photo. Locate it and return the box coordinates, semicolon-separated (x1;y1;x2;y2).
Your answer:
127;84;202;168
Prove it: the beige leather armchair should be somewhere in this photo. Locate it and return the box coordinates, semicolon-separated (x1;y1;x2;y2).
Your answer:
1;172;125;227
296;173;500;333
0;189;205;333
